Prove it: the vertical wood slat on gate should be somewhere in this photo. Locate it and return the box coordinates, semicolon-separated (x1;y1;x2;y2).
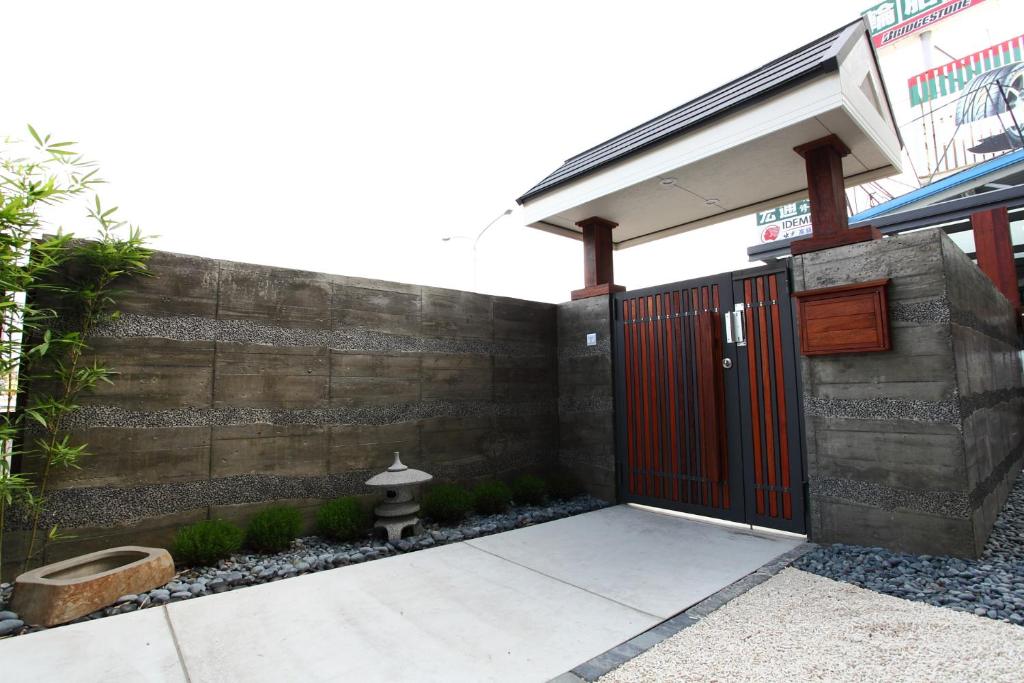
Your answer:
619;284;729;513
738;272;796;523
615;266;805;533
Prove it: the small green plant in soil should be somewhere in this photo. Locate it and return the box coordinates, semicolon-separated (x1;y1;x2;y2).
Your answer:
511;475;548;506
421;483;473;524
246;505;303;553
173;519;244;566
316;497;369;542
472;480;513;515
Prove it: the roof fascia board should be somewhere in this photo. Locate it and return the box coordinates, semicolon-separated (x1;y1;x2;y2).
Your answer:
840;89;903;169
516;21;867;205
517;62;840;204
614;163;896;250
522;75;843;229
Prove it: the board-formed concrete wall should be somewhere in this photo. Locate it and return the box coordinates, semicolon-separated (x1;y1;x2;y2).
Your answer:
555;296;616;502
793;229;1023;557
4;249;558;573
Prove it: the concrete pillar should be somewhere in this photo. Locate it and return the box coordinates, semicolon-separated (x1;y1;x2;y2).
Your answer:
790;135;880;256
571;216;625;301
971;207;1021;311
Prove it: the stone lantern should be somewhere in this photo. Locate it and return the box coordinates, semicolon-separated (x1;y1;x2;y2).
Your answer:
365;452;432;542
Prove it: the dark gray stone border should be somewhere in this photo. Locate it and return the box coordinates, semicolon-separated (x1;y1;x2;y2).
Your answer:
809;476;971;518
552;543;816;682
92;312;552;357
62;399;557;430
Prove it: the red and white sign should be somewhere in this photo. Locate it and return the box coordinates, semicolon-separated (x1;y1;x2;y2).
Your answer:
866;0;987;49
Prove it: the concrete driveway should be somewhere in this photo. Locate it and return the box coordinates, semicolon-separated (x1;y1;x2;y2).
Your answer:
0;505;801;682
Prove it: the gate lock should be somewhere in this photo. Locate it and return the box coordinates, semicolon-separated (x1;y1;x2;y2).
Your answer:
724;303;747;346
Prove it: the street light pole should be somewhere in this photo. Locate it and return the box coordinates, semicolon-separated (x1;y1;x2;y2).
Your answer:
442;208;513;291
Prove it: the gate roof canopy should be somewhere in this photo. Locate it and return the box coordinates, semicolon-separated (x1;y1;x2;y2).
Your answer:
516;18;903;249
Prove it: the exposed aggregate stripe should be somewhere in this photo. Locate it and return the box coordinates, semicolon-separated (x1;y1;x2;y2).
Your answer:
91;312;552;357
889;297;950;324
810;475;971;518
951;309;1022;349
969;438;1024;510
803;395;960;424
4;449;552;530
959;387;1024;421
61;399;557;430
804;387;1024;425
812;438;1024;519
558;396;614;415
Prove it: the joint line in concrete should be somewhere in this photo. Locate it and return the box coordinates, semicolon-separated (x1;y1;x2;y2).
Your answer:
461;541;661;620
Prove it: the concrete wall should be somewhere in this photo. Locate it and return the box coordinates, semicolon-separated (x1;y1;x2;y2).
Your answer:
4;249;559;574
555;296;616;502
793;229;1023;557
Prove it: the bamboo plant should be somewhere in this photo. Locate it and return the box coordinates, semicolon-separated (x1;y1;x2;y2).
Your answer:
0;127;151;574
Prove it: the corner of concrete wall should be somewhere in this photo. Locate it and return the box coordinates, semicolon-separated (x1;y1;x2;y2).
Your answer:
555;296;616;502
938;233;1024;555
793;230;975;556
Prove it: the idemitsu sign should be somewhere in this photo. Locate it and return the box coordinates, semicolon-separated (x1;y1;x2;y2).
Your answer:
756;200;812;244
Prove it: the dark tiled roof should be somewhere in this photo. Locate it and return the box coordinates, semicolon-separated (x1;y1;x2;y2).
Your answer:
517;19;865;205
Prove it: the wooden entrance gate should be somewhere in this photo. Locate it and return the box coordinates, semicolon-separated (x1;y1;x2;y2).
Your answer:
612;265;806;533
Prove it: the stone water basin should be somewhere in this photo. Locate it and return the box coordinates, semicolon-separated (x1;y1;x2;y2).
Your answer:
11;546;174;627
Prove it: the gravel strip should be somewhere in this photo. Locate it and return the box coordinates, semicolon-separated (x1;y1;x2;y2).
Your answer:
600;567;1024;683
796;471;1024;625
0;495;606;639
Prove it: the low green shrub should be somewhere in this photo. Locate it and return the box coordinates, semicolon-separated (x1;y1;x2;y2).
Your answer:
246;505;303;552
172;519;244;566
317;497;369;542
547;470;583;501
472;480;513;515
422;483;474;524
511;474;548;506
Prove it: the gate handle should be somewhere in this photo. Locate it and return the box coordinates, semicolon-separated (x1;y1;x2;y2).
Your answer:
732;304;747;347
724;310;734;344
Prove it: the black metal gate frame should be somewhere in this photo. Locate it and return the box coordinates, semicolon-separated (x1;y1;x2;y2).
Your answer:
611;263;808;534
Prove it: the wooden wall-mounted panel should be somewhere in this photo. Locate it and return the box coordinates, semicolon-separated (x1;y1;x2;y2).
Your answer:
792;279;891;355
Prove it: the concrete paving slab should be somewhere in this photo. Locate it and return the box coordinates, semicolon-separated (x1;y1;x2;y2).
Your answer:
0;506;804;682
0;605;187;682
466;505;803;618
165;542;660;683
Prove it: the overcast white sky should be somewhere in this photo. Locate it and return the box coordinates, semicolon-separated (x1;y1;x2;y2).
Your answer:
3;1;875;303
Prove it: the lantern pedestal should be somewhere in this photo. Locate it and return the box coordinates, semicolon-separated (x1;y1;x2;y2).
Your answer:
365;452;432;542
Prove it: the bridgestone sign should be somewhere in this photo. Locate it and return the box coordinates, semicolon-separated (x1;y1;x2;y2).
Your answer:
862;0;987;49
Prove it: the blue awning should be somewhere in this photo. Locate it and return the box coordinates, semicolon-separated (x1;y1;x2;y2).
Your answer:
850;148;1024;224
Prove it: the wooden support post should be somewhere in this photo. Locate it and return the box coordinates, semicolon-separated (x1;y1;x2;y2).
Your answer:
571;216;625;300
790;135;880;256
971;207;1021;310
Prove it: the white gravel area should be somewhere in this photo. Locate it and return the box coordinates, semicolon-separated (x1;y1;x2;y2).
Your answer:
600;567;1024;683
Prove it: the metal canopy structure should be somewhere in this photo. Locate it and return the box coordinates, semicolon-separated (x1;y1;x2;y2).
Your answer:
748;149;1024;262
517;18;903;250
